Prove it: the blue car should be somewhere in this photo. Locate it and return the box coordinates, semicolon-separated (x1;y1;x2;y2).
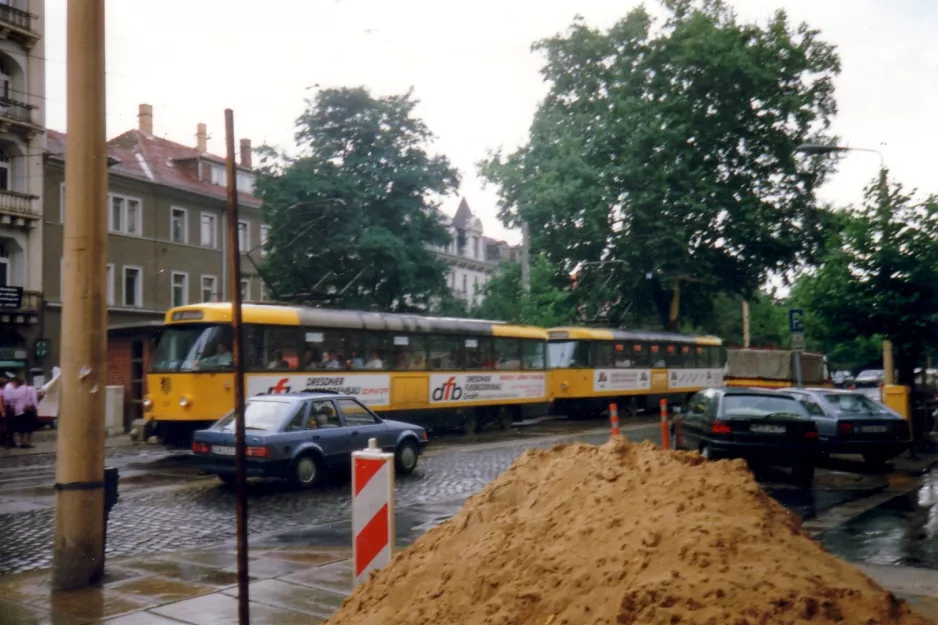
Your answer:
781;387;910;465
191;392;428;488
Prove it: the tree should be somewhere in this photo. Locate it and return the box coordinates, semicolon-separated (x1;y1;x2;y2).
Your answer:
701;291;788;347
480;0;841;330
255;87;460;312
796;176;938;384
473;254;576;326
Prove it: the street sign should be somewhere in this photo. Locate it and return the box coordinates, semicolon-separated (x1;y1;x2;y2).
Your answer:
0;285;23;310
789;309;804;333
791;331;805;352
34;339;50;360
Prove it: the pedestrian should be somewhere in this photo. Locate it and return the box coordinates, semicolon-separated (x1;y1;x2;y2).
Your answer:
0;375;10;449
19;377;38;449
3;377;27;449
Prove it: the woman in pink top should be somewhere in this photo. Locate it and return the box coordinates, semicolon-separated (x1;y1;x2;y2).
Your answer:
19;379;38;448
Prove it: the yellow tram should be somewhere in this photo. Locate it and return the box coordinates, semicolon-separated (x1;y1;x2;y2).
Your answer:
143;303;549;442
547;327;725;417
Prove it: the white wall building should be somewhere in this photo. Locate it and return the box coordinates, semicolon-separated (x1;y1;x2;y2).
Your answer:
431;198;520;307
0;0;45;372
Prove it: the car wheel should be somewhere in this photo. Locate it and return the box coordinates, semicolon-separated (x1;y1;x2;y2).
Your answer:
395;439;419;475
792;462;816;488
700;444;714;460
292;454;322;489
462;411;478;436
863;452;892;466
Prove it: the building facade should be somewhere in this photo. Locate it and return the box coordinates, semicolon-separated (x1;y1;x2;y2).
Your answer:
42;104;266;424
432;198;520;306
0;0;44;374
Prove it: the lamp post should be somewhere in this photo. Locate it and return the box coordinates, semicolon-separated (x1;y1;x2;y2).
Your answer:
794;142;893;385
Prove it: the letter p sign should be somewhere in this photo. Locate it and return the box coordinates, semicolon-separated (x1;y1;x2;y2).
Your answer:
789;309;804;333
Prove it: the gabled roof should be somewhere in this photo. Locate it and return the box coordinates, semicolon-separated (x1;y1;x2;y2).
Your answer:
46;128;261;208
451;197;473;229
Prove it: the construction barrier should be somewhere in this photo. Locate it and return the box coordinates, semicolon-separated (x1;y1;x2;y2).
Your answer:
659;399;670;450
352;438;395;586
609;403;620;437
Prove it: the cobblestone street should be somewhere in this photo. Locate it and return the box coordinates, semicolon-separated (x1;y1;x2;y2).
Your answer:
0;427;618;576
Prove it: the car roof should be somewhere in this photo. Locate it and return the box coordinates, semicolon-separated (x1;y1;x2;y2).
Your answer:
248;391;354;402
716;387;796;396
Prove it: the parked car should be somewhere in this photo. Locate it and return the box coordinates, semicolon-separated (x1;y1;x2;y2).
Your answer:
672;387;819;486
191;392;428;488
832;370;855;388
782;388;910;465
852;369;884;403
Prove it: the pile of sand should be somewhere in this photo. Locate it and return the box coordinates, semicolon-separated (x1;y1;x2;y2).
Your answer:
327;437;930;625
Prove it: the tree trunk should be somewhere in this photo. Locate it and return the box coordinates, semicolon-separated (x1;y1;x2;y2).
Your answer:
668;278;681;332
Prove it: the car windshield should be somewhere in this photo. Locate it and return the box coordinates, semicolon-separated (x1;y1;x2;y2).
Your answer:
722;394;806;418
821;393;889;415
854;370;883;387
213;400;294;432
151;324;234;372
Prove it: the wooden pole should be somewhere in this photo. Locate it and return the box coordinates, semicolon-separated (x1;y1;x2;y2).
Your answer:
224;109;250;624
52;0;108;590
742;300;751;348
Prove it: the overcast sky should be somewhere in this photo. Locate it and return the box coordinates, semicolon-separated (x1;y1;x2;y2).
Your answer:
44;0;938;245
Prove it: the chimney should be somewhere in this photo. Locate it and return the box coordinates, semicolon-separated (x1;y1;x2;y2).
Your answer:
239;139;252;169
196;123;207;153
138;103;153;135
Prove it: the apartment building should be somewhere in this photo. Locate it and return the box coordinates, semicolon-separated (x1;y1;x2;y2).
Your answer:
431;198;520;306
0;0;44;375
42;104;266;422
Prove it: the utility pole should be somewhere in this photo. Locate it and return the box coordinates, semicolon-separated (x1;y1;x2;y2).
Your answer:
224;109;250;624
878;167;895;387
520;220;531;292
742;300;751;348
52;0;108;590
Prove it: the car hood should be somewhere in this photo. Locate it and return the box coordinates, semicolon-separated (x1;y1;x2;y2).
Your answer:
383;419;424;432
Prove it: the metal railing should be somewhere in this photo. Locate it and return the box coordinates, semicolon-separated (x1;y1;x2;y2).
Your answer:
0;88;36;125
0;4;34;32
0;188;38;218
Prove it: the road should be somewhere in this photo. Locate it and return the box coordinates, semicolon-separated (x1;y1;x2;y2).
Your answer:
0;419;933;576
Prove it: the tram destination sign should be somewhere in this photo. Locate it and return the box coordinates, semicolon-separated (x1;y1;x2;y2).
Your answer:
0;286;23;310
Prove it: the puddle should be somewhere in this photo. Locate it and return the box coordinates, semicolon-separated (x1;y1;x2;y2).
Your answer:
122;559;243;587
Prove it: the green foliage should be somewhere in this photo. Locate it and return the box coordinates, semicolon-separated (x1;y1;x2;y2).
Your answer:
701;291;788;347
795;175;938;382
255;87;459;312
473;255;576;327
480;0;840;329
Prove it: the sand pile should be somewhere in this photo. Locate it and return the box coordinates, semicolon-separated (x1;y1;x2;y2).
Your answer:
327;437;930;625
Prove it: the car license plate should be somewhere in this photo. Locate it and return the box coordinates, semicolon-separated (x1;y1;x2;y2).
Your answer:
860;426;888;433
750;424;786;434
213;446;235;456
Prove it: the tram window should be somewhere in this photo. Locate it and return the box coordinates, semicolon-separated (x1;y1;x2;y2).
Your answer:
708;346;724;368
343;331;368;370
389;334;427;370
244;325;300;371
522;340;546;370
548;341;590;368
650;344;666;368
631;343;650;368
465;337;492;370
301;328;346;371
493;338;521;370
428;335;462;370
694;346;706;368
362;334;387;370
680;345;694;368
592;342;614;368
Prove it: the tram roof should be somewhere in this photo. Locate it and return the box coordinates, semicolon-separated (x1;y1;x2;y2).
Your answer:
164;303;547;339
547;326;723;345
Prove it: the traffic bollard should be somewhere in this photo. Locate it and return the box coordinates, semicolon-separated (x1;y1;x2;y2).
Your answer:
659;399;670;450
609;403;620;437
102;467;119;567
352;438;395;587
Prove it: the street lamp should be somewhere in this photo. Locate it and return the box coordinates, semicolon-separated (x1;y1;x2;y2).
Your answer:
794;142;895;386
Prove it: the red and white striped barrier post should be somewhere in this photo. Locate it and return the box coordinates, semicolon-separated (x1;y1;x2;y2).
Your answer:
659;398;670;450
609;403;620;437
352;438;395;587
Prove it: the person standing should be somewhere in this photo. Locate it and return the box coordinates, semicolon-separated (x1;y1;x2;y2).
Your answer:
3;377;26;449
19;378;37;449
0;375;9;449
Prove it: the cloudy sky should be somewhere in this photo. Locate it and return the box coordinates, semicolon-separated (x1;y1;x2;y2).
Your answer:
44;0;937;244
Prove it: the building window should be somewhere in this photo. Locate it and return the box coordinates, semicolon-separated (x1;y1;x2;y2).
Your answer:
201;275;218;303
240;278;250;302
0;146;10;192
170;207;188;244
59;183;65;223
259;224;269;258
123;266;142;308
171;272;188;307
106;263;114;306
461;274;467;296
472;236;479;259
237;171;255;195
238;220;250;252
109;193;142;236
200;212;217;248
210;164;227;187
0;241;8;287
259;280;267;302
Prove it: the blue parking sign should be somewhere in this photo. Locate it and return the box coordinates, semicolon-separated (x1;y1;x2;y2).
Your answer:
789;309;804;333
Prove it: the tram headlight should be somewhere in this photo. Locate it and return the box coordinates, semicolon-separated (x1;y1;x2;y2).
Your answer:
142;397;153;412
179;395;192;408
